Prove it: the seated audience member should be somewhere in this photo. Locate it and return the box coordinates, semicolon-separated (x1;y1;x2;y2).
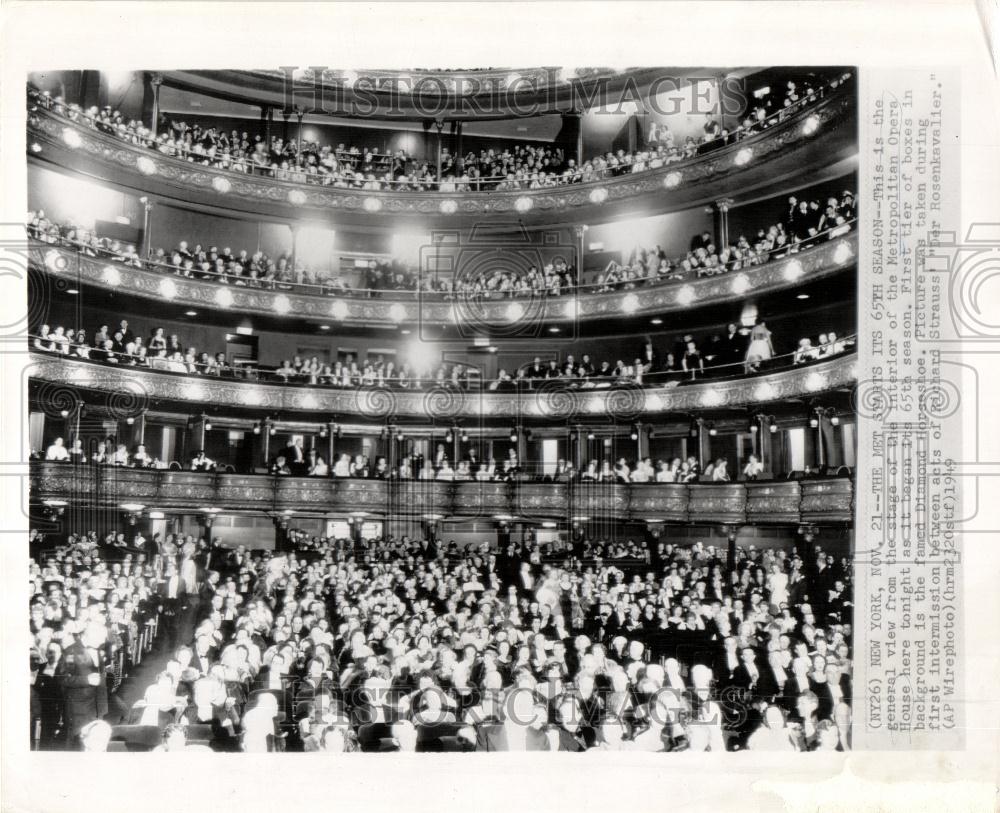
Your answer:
28;452;852;755
269;455;291;476
190;450;216;472
743;455;764;480
45;437;70;462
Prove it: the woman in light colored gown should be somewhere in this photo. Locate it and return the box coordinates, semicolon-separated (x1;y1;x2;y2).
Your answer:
745;320;775;373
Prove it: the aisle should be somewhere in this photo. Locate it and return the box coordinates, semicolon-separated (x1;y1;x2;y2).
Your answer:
104;632;176;723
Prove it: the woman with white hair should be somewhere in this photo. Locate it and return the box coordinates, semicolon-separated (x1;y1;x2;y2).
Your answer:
242;691;279;752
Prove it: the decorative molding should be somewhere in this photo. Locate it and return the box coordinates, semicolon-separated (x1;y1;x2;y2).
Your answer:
686;483;747;524
28;86;856;224
30;461;855;524
28;351;858;419
800;477;854;523
30;233;856;326
745;480;803;524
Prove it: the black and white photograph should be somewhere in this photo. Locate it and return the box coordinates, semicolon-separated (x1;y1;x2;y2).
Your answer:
24;64;860;755
3;4;999;812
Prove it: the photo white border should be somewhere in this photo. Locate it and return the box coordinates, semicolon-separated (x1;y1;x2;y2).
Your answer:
1;3;998;812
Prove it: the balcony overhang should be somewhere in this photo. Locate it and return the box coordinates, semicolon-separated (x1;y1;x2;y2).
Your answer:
27;85;856;228
30;233;857;327
28;351;857;419
30;461;854;524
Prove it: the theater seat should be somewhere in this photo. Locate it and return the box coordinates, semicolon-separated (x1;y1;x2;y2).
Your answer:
183;723;214;742
357;722;393;752
110;724;161;751
416;722;468;752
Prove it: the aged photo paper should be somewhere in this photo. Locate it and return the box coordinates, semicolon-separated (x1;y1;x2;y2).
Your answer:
0;3;997;813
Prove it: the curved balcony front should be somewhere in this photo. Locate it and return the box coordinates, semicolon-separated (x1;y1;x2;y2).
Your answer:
27;84;857;227
30;461;854;525
27;350;857;419
31;232;857;326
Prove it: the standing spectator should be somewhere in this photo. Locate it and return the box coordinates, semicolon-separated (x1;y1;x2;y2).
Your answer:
58;621;109;749
745;320;775;373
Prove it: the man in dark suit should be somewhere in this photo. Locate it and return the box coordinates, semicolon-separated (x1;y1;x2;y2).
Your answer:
284;438;308;475
526;357;546;380
714;636;743;689
690;231;713;252
192;634;217;677
640;341;658;373
59;622;109;749
723;323;745;366
117;320;135;348
737;647;777;703
158;564;189;652
417;537;437;560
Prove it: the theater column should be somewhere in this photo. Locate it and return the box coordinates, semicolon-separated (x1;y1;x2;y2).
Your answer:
434;118;444;180
143;72;163;138
262;421;273;469
191;416;207;454
64;404;82;447
453;120;463;170
77;70;102;111
289;223;300;273
756;414;774;473
713;199;733;250
634;422;648;461
139;197;154;259
572;427;585;470
696;418;711;471
422;119;433;162
575;225;587;280
725;526;738;575
127;413;146;449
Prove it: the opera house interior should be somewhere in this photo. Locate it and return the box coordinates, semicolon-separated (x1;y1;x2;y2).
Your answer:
26;66;858;753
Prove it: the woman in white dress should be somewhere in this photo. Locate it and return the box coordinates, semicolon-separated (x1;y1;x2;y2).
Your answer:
745;320;775;373
767;562;790;608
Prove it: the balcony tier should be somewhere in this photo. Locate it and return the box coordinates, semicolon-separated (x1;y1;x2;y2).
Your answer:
31;233;856;326
28;351;857;419
28;84;857;227
30;461;854;524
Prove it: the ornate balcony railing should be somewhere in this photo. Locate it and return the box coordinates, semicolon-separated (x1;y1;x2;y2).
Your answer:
28;350;857;418
31;232;857;325
27;84;857;225
30;461;854;524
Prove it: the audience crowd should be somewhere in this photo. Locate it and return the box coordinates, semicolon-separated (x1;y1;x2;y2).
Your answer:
596;191;855;291
27;181;854;301
30;524;853;752
29;72;850;194
32;314;854;393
